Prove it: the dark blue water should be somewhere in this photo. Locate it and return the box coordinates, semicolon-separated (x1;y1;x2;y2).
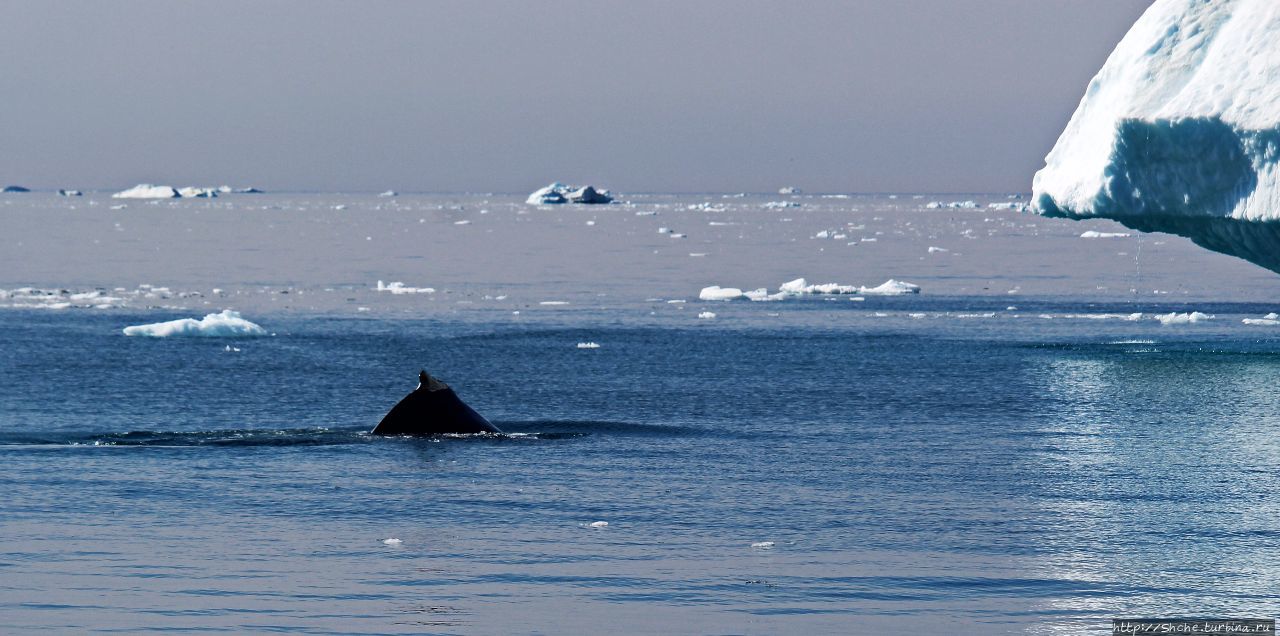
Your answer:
4;302;1280;634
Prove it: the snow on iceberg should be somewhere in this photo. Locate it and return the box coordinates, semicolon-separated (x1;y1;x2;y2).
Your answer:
122;310;267;337
1032;0;1280;273
525;182;613;205
113;184;180;199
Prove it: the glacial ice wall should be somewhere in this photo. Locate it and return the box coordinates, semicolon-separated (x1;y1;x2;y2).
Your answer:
1032;0;1280;273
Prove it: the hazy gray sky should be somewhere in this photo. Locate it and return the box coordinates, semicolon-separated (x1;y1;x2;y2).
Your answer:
0;1;1151;193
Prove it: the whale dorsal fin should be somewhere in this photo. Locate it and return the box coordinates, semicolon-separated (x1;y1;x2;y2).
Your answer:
416;370;449;392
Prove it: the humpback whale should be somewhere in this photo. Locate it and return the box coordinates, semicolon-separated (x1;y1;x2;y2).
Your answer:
370;371;502;436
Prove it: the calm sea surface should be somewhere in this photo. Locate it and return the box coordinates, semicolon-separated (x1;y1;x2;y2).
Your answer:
4;192;1280;634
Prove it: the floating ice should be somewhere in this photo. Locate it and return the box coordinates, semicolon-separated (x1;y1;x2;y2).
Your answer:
699;286;745;301
928;246;949;253
926;200;978;209
587;521;609;528
177;187;218;198
525;182;613;205
751;541;775;549
382;538;403;545
576;342;601;349
1032;0;1280;273
122;310;267;337
539;301;569;306
762;201;800;209
859;280;921;295
778;186;802;195
1243;313;1280;326
58;189;82;197
1080;231;1130;238
1155;311;1213;325
2;185;29;193
378;190;398;197
779;278;859;295
697;311;716;319
376;280;435;294
114;184;180;199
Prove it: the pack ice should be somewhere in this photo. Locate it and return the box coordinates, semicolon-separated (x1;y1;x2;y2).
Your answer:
1031;0;1280;273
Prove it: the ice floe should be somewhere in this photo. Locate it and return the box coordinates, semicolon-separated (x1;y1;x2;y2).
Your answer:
113;184;180;199
1243;313;1280;326
576;342;601;349
1155;311;1213;325
122;310;267;337
1080;231;1130;239
376;281;435;294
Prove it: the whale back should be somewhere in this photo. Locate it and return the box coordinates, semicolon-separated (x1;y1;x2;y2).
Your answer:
371;372;501;436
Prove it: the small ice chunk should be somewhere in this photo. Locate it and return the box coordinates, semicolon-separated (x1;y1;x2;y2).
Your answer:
928;246;949;253
58;189;82;197
576;342;601;349
697;311;716;319
383;538;403;545
453;220;471;225
587;521;609;528
751;541;775;549
378;190;398;197
1080;230;1130;238
539;301;569;306
123;310;267;337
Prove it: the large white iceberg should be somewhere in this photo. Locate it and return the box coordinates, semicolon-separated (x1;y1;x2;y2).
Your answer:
525;182;613;205
122;310;267;337
1032;0;1280;273
113;184;180;199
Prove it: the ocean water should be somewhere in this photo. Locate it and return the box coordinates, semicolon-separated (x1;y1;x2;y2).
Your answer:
4;192;1280;634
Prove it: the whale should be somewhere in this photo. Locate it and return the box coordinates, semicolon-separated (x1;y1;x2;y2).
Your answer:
370;370;502;436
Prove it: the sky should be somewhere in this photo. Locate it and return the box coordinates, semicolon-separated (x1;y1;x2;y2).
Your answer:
0;1;1153;194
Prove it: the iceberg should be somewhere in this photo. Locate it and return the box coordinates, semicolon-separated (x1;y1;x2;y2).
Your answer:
1032;0;1280;273
113;184;180;199
58;189;82;197
859;280;921;295
177;187;218;198
122;310;267;337
778;278;859;295
2;185;30;193
525;182;613;205
376;280;435;294
699;286;745;301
